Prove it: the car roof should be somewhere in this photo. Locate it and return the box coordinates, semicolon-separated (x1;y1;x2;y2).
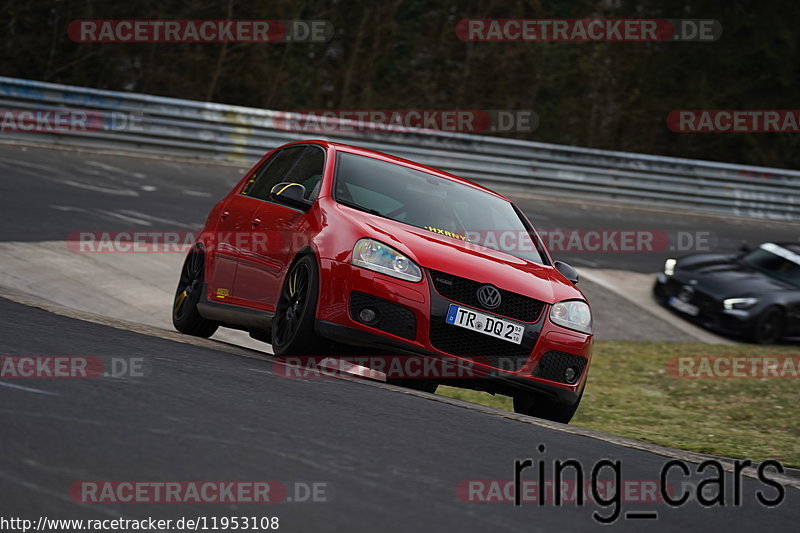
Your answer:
289;139;511;202
773;242;800;254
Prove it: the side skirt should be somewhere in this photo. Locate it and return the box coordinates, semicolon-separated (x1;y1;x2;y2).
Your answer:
197;285;274;335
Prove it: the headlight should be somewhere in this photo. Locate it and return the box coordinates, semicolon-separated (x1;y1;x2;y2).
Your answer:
723;297;758;310
550;300;592;335
664;258;677;276
352;238;422;282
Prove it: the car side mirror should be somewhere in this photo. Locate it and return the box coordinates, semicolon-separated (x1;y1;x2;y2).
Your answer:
739;241;751;254
270;182;312;212
554;260;579;284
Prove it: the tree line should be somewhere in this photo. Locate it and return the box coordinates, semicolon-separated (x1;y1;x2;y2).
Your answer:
2;0;798;169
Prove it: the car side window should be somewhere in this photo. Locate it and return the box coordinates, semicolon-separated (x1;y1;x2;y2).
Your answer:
283;146;326;201
242;146;306;200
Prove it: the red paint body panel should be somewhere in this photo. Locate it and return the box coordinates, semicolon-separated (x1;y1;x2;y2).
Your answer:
195;140;593;396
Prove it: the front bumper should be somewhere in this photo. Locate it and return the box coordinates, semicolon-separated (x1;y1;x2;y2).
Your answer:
315;258;593;403
653;274;758;336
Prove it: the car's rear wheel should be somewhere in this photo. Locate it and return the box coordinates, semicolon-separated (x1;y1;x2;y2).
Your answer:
512;390;583;424
272;255;325;356
172;248;218;337
749;306;785;344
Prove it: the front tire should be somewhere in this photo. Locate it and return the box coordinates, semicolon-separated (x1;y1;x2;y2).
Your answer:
513;390;583;424
172;248;219;338
749;306;785;344
272;255;325;356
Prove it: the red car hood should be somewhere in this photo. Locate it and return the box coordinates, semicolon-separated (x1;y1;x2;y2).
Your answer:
353;213;584;305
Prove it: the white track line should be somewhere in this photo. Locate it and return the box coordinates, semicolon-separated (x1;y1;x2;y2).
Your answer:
0;381;59;396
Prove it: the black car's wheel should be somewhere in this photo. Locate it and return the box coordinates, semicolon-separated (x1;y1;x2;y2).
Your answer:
513;390;583;424
749;306;785;344
386;378;438;394
272;255;324;356
172;248;218;337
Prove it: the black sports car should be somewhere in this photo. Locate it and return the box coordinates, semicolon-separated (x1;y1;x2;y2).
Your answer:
653;242;800;344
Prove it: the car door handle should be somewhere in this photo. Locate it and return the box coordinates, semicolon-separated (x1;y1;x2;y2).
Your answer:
220;210;230;220
251;218;261;227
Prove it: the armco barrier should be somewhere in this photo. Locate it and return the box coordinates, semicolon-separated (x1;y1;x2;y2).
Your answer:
0;76;797;220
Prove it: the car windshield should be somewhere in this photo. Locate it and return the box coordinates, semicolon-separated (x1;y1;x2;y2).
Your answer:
333;152;545;264
742;243;800;287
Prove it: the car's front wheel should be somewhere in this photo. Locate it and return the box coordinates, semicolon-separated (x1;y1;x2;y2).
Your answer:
513;390;583;424
172;247;219;338
272;255;325;356
749;306;785;344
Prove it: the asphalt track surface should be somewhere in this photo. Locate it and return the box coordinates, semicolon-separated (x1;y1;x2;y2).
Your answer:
1;142;799;531
1;297;798;532
1;143;797;272
0;141;766;345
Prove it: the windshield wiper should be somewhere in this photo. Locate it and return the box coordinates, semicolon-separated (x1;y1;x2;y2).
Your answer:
336;199;384;217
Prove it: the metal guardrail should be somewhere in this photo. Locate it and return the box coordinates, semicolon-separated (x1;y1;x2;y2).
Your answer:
0;76;797;220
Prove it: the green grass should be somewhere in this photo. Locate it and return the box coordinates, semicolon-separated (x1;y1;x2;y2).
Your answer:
438;341;800;467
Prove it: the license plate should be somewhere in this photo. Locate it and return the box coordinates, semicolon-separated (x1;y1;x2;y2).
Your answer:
668;297;699;316
445;304;524;344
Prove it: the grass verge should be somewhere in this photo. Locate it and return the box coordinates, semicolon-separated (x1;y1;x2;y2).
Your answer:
437;341;800;467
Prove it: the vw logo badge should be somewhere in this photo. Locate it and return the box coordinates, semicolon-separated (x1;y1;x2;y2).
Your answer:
477;285;502;309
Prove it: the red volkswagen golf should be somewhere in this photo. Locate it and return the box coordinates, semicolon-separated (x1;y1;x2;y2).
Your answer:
172;140;593;422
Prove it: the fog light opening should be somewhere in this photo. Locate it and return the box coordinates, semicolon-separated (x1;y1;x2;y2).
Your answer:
358;307;379;325
564;366;579;384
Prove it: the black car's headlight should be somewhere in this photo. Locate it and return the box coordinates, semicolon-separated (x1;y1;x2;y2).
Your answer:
663;258;677;276
723;297;759;310
549;300;592;334
352;238;422;282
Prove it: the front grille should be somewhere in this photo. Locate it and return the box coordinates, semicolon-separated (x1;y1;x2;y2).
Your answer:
349;292;416;340
429;321;533;371
661;279;720;315
533;351;587;384
692;291;720;315
429;270;545;322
